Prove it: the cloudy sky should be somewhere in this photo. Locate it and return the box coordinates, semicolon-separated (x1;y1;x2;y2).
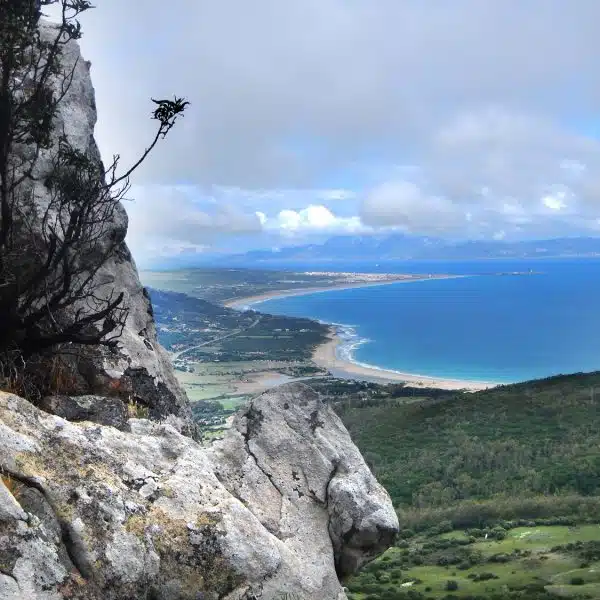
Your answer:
65;1;600;265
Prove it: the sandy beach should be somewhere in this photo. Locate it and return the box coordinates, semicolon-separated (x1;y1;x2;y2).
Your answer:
312;329;496;391
223;275;459;309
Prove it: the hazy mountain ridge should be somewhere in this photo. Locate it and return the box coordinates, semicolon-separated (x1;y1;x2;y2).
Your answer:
220;235;600;264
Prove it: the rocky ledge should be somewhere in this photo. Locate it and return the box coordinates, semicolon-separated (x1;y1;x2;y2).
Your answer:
0;383;398;599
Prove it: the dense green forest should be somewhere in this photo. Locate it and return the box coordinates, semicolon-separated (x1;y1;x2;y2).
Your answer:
336;372;600;522
335;373;600;599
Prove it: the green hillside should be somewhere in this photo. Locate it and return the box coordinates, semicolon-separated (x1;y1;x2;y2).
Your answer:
335;373;600;599
337;372;600;522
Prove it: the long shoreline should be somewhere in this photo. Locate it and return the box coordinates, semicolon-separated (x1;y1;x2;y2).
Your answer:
223;275;460;309
224;275;497;391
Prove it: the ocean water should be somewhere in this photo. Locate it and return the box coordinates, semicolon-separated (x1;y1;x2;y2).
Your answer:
248;259;600;384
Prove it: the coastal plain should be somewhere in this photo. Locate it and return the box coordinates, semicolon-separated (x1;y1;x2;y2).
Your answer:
143;268;479;436
144;267;493;393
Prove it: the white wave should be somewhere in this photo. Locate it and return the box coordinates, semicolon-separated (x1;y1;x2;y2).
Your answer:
327;322;441;379
327;323;371;362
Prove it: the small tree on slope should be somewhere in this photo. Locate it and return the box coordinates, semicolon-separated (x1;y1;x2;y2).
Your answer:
0;0;188;389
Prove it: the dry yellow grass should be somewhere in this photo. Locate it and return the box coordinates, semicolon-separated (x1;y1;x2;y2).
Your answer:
1;474;24;500
127;399;150;419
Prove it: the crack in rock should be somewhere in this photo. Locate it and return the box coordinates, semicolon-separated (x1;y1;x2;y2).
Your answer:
242;403;286;500
1;469;92;582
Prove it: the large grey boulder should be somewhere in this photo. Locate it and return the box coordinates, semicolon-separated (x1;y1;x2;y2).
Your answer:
0;384;398;599
210;385;399;582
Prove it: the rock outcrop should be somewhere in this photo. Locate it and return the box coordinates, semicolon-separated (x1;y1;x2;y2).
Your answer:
0;384;398;599
37;395;129;431
18;22;192;431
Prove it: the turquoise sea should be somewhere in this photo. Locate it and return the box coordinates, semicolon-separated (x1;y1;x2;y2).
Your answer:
245;259;600;384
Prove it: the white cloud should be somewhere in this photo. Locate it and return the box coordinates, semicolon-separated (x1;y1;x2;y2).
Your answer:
264;204;367;236
76;1;600;189
542;194;567;211
256;211;267;225
361;181;467;234
359;108;600;238
61;1;600;253
124;186;365;260
125;185;262;262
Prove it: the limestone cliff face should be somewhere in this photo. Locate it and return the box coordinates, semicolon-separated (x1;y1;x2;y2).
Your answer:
21;23;192;430
0;384;398;599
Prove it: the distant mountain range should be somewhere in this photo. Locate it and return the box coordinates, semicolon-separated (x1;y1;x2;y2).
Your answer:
214;235;600;264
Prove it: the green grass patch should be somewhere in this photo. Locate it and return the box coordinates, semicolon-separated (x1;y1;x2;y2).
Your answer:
219;396;250;410
546;582;600;598
472;526;600;556
550;565;600;585
346;524;600;599
181;385;235;401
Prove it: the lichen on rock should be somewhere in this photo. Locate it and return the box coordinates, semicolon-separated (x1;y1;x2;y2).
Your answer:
0;384;398;599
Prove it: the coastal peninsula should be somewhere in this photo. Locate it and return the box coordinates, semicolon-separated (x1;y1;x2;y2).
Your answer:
222;271;457;308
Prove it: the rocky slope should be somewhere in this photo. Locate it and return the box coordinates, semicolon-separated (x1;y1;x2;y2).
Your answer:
0;384;398;599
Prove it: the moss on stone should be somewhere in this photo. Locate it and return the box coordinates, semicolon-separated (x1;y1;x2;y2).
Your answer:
122;506;241;598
